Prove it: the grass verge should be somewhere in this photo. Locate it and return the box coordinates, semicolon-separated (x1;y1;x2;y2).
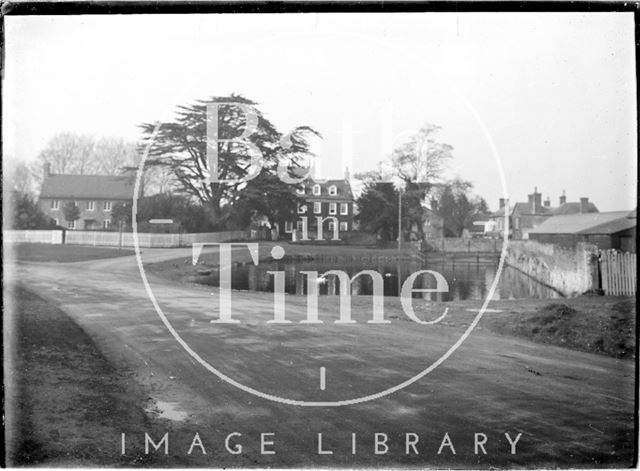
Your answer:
481;298;636;359
4;285;176;467
7;243;134;263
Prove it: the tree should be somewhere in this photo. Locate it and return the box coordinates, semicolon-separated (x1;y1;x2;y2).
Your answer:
8;191;54;230
356;123;453;241
227;173;305;230
92;137;139;175
139;94;318;225
111;202;133;229
355;182;399;241
35;133;139;187
62;201;80;228
38;132;96;175
435;178;486;237
392;124;453;185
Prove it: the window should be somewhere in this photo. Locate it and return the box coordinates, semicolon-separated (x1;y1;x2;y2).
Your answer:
73;201;79;207
67;220;76;229
87;201;95;211
284;221;293;233
340;203;349;215
297;204;307;214
103;201;112;211
329;185;337;196
313;202;322;214
297;185;305;195
313;184;321;195
53;218;59;226
339;221;349;232
328;221;335;231
329;202;337;215
51;200;59;210
103;219;111;229
297;220;304;233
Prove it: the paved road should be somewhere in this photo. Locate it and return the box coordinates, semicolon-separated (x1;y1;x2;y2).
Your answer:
7;249;635;467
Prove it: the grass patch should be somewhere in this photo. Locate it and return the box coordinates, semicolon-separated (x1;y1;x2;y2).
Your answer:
8;243;134;263
4;285;175;467
486;301;636;359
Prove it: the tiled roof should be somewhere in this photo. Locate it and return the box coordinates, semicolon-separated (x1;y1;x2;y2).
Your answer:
39;174;135;200
528;211;632;235
550;202;599;215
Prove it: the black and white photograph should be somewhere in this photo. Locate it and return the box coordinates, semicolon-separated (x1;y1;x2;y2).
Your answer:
2;5;638;468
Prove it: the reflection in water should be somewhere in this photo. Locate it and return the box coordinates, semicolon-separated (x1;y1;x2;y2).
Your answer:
201;256;561;301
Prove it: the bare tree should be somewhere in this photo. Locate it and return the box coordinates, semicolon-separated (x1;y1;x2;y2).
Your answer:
93;137;138;175
38;132;96;175
392;124;453;185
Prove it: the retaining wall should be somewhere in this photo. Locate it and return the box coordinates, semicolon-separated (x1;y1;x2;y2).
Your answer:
505;240;599;297
425;238;501;253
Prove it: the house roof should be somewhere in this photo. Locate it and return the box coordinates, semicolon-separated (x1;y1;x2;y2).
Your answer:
550;202;599;215
528;211;633;235
303;179;354;200
492;202;553;217
40;174;135;200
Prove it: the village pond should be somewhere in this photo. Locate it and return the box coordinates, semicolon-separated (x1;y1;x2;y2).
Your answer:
196;254;562;301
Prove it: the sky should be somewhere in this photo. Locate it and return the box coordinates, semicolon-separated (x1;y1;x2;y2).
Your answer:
3;12;637;211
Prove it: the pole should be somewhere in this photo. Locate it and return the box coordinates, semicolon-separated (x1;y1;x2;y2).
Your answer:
119;221;123;251
398;188;402;251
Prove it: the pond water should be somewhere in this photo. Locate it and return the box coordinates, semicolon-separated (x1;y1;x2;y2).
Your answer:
199;255;562;301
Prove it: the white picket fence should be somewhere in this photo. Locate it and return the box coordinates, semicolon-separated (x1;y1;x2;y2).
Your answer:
3;230;63;244
4;230;250;248
599;250;637;296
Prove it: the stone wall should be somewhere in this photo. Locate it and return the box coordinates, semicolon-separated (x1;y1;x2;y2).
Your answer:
506;240;599;297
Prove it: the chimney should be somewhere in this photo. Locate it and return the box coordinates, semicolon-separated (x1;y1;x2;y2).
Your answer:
499;198;506;209
544;196;551;207
559;190;566;205
344;166;350;181
580;197;589;214
431;198;438;212
533;186;542;213
44;162;52;178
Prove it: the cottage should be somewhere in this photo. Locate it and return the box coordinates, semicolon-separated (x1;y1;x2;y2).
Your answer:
38;163;134;230
528;210;636;252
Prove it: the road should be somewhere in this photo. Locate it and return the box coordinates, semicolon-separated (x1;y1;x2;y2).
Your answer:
7;248;636;467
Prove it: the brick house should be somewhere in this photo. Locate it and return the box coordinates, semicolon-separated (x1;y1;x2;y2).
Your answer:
491;188;599;239
285;178;356;239
38;163;134;230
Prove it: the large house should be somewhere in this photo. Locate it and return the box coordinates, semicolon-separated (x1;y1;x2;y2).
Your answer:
285;178;356;239
38;163;135;230
528;210;636;252
491;188;598;239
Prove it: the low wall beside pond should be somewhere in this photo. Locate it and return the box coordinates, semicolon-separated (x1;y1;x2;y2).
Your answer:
505;240;599;297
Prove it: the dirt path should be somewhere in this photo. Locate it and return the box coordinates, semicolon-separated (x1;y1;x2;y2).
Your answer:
5;249;636;467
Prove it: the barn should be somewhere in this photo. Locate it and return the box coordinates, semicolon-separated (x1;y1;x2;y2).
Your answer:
528;210;636;252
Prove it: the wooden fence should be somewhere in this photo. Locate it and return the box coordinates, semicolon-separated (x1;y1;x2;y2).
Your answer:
599;250;636;296
3;230;64;244
4;230;251;248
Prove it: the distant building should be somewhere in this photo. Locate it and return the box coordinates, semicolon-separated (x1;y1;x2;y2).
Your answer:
491;188;599;239
38;163;134;230
528;210;636;252
285;177;356;239
422;206;444;240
